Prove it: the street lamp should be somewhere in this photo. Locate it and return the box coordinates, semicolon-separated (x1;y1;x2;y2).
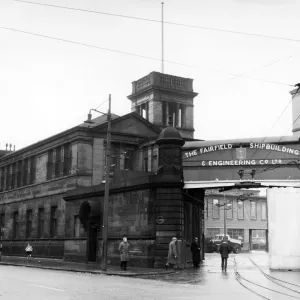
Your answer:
0;224;3;262
214;194;232;238
84;94;111;271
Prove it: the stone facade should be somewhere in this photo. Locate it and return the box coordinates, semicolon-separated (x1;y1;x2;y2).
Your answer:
128;72;198;139
0;71;202;268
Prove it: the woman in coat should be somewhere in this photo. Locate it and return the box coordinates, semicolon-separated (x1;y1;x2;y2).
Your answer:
166;237;178;269
190;237;201;268
119;237;129;271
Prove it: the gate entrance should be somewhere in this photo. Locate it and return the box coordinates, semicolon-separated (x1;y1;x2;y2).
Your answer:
87;223;98;262
182;129;300;269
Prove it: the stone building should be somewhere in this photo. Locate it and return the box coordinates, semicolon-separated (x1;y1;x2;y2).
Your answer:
204;189;268;251
0;71;203;267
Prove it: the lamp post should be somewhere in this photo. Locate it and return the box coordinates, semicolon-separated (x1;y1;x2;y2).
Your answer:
215;194;232;238
84;94;111;271
0;224;2;262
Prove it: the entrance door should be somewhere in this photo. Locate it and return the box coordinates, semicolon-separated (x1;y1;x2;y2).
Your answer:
250;229;267;251
88;224;98;262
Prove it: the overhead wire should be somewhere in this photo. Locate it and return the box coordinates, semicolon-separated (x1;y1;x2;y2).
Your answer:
251;87;300;170
249;97;293;160
12;0;299;89
0;26;294;87
95;99;108;111
13;0;299;90
13;0;300;45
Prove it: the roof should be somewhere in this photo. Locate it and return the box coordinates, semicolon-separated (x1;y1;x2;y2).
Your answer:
0;150;10;158
0;111;161;163
183;135;300;149
79;113;120;128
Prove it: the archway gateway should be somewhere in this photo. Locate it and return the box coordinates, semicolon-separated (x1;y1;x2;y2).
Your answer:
182;137;300;270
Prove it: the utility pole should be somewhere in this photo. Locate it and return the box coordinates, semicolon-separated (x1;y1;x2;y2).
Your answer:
101;94;111;271
161;2;164;73
0;223;2;262
223;194;227;238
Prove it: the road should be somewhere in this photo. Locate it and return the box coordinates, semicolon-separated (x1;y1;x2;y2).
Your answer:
0;253;299;299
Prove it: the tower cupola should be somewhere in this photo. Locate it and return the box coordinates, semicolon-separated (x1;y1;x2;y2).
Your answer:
127;71;198;139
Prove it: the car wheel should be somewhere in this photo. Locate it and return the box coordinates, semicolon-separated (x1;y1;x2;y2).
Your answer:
234;246;241;254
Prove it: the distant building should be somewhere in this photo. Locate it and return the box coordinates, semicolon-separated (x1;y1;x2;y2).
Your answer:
204;189;268;251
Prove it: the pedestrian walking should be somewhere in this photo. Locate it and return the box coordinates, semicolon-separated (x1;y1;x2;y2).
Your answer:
165;237;178;269
25;243;33;262
219;236;231;272
190;237;201;268
119;237;129;271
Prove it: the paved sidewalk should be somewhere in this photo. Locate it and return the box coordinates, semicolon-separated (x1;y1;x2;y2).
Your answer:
0;255;175;277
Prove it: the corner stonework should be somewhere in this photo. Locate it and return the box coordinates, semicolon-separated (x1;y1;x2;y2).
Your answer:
153;126;185;267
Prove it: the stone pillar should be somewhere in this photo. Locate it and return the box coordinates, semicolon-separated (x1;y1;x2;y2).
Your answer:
268;187;300;270
154;126;185;267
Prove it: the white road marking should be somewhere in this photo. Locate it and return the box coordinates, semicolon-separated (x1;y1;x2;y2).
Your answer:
31;284;65;292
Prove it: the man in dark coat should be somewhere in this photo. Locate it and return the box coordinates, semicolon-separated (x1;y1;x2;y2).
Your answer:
119;237;129;271
219;236;232;272
166;237;178;269
190;237;201;268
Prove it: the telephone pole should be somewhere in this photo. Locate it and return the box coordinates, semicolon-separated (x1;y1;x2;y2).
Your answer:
101;94;111;271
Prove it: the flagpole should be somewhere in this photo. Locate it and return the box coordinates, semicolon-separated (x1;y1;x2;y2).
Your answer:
161;2;164;74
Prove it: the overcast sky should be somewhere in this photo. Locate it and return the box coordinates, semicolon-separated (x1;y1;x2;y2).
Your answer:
1;0;300;150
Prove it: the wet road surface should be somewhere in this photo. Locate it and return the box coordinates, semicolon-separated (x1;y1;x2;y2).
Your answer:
0;252;299;299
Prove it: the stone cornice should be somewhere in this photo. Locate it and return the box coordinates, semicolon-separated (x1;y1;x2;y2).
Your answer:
128;85;198;100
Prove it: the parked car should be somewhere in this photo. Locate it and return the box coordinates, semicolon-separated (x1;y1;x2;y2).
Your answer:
210;234;243;254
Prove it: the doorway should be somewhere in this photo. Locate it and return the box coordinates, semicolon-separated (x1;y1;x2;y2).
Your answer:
88;223;98;262
250;229;267;251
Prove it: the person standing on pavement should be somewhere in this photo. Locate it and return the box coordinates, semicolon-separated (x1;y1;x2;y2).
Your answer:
165;237;178;269
190;237;201;268
25;243;33;262
119;237;129;271
219;236;231;272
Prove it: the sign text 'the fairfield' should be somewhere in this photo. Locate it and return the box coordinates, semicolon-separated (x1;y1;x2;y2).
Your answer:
184;143;300;158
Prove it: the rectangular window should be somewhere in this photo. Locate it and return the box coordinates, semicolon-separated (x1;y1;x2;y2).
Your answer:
63;144;71;176
0;212;5;230
124;150;134;170
17;160;23;188
11;163;16;189
261;202;267;220
143;148;148;172
13;211;19;239
206;228;220;238
250;201;257;220
0;167;4;192
226;200;233;219
212;199;220;219
205;198;208;219
26;209;33;238
29;156;36;184
47;149;54;180
237;200;244;219
38;208;44;238
5;165;10;190
227;228;244;241
55;147;62;178
23;158;28;186
50;206;57;238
